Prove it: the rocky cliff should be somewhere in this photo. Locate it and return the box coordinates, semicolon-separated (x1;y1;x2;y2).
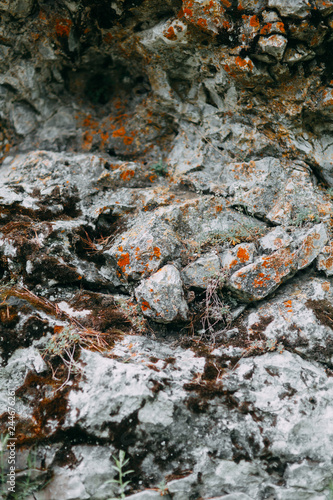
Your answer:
1;1;333;499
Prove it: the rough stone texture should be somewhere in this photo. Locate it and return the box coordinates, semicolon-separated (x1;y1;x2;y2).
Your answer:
135;265;189;323
220;243;256;274
228;246;297;301
1;0;333;498
317;242;333;275
245;274;333;366
181;252;221;288
227;224;328;301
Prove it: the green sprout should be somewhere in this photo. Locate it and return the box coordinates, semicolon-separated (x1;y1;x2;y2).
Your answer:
150;162;169;177
106;450;134;499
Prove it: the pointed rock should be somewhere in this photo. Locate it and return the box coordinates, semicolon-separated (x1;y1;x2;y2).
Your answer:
135;265;189;323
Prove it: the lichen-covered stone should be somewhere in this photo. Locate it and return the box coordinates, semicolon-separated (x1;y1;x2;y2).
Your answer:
296;223;328;270
228;247;297;301
317;242;333;275
256;35;288;62
135;264;189;323
104;216;181;281
181;252;221;289
268;0;311;18
259;227;292;253
245;275;333;365
220;243;256;273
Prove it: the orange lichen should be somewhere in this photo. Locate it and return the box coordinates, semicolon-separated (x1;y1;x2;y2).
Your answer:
164;26;177;40
112;126;126;137
235;56;253;70
197;17;208;28
253;272;271;288
204;0;215;12
229;259;239;269
152;247;161;258
276;22;285;33
103;33;113;44
141;300;151;311
250;15;260;28
220;0;231;7
117;253;130;271
55;18;72;37
120;169;135;181
237;247;250;262
123;136;134;145
260;23;272;35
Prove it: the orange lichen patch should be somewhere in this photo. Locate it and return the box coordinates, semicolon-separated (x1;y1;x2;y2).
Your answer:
235;56;254;70
276;22;285;33
203;0;216;12
55;18;72;37
183;7;193;16
237;246;250;263
152;247;161;259
141;299;151;311
220;0;231;6
123;136;134;145
322;281;330;292
112;126;126;138
82;115;99;128
253;272;271;289
229;258;239;269
164;26;177;40
197;17;208;28
215;205;223;213
117;253;130;272
100;131;109;148
103;33;113;44
82;131;94;151
119;169;135;181
250;15;260;28
222;20;231;29
260;23;272;35
38;9;47;20
283;299;293;313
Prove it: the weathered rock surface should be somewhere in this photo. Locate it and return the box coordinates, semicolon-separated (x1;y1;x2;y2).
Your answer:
1;0;333;498
135;265;189;323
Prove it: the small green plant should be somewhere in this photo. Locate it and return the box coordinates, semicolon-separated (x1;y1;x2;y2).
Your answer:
245;339;284;357
44;326;81;358
106;450;134;499
290;208;320;227
156;479;169;496
42;326;82;391
327;188;333;199
327;481;333;500
0;433;9;487
150;162;169;177
13;448;42;500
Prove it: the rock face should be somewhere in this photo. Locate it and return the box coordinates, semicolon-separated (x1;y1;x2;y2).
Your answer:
1;0;333;499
